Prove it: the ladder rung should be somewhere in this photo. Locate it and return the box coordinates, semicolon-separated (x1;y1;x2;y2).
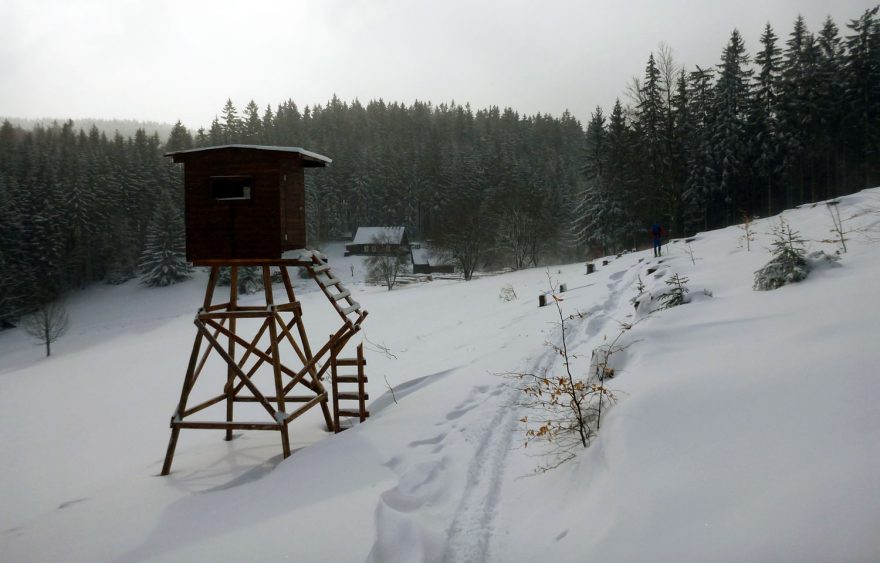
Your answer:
311;264;331;273
340;303;360;315
334;358;365;366
322;276;340;287
337;410;370;418
335;375;368;383
332;289;351;301
337;392;369;401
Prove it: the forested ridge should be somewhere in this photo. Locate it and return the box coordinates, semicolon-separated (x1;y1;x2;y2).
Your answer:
1;7;878;326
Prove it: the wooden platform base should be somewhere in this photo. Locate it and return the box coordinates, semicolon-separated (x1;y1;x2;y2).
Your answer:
160;255;368;475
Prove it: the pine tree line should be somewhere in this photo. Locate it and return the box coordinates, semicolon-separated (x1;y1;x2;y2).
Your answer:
0;120;183;326
578;9;880;252
1;7;877;324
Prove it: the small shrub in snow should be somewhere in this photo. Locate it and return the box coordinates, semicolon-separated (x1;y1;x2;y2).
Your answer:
753;218;809;291
805;250;842;270
631;275;648;311
509;275;595;468
510;273;650;471
824;201;851;254
738;211;757;251
366;253;409;291
682;243;700;265
635;274;645;293
825;201;845;252
660;273;689;309
499;285;518;302
21;299;69;357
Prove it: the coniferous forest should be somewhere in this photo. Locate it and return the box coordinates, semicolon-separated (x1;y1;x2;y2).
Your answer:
1;8;878;326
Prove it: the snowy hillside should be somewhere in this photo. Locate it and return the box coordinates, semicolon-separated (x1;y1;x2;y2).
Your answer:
2;190;879;562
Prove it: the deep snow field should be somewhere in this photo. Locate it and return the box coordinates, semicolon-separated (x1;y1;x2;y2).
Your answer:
2;190;879;562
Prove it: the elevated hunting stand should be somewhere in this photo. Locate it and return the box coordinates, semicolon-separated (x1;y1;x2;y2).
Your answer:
160;146;369;475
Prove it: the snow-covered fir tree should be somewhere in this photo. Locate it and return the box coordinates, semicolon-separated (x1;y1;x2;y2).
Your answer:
753;217;809;290
139;192;190;287
217;266;264;295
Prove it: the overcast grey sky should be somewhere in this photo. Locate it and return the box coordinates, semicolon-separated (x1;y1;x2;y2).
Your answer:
1;0;876;131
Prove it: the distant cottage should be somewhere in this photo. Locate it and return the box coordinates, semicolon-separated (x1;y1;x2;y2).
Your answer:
345;226;409;256
411;247;456;275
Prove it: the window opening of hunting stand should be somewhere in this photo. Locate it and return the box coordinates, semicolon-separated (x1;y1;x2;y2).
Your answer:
211;175;253;201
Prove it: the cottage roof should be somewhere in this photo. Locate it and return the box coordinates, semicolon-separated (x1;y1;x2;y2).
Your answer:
352;226;407;245
411;247;430;266
165;144;331;166
411;246;454;266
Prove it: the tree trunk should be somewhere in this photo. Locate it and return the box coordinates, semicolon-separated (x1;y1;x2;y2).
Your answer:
44;324;51;357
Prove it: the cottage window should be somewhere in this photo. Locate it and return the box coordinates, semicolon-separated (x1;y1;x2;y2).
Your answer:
211;176;253;201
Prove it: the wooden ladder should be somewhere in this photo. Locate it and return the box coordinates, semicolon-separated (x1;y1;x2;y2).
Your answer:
307;253;367;328
330;342;369;433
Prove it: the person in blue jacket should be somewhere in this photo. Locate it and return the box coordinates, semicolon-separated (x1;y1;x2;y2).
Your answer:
651;223;665;257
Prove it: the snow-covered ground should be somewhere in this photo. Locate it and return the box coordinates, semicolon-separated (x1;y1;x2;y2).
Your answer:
2;190;879;562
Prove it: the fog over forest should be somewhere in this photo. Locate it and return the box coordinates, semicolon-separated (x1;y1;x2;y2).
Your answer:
1;5;879;327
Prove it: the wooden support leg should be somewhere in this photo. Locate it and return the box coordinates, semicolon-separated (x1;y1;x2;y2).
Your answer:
264;266;290;456
295;311;334;431
161;315;209;476
225;266;238;441
357;343;367;422
161;428;181;476
330;334;341;433
281;422;291;458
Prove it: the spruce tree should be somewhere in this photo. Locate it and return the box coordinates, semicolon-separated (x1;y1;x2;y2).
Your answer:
779;15;811;206
139;192;190;287
243;100;262;142
816;17;845;197
712;29;753;224
753;217;809;290
574;107;611;253
166;120;194;152
221;98;241;143
843;7;880;189
682;65;717;231
752;23;783;216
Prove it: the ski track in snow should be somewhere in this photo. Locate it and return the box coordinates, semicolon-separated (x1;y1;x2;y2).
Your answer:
368;258;644;563
440;382;520;563
441;258;646;562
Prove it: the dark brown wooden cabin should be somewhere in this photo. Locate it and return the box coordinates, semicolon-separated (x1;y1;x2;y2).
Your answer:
166;145;331;263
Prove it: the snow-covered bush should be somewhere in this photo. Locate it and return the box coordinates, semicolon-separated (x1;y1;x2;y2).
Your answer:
632;272;694;315
499;285;517;302
660;273;689;309
753;218;809;291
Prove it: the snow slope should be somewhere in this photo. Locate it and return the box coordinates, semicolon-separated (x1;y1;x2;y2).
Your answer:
1;189;879;562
